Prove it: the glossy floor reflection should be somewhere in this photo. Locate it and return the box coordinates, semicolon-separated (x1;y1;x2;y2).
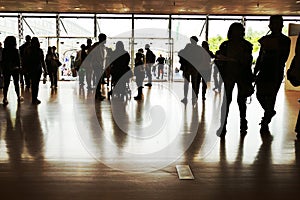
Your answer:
0;81;300;199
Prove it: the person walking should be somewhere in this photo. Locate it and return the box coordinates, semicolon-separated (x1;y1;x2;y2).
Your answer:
24;37;47;105
19;35;31;89
216;23;254;138
254;15;291;134
144;44;156;87
1;36;23;106
134;48;145;100
156;54;165;79
178;36;211;104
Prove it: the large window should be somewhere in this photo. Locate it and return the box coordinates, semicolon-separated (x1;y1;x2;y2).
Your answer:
97;14;132;37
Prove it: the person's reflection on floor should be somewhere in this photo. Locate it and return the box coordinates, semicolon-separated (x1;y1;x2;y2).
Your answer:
4;107;24;171
23;106;45;161
251;134;273;196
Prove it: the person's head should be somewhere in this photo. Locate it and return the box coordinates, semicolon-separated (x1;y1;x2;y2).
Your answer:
201;41;209;50
227;22;245;40
190;36;198;44
47;46;53;54
4;36;17;49
52;46;57;52
145;44;150;50
98;33;107;44
25;35;31;42
87;38;92;46
138;48;144;53
116;41;125;51
31;37;40;48
80;44;86;50
269;15;284;34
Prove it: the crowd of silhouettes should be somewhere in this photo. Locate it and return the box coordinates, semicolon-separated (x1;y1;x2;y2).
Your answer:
0;15;299;139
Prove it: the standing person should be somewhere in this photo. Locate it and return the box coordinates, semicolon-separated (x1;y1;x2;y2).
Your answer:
216;23;254;138
0;42;3;89
213;50;223;92
1;36;23;105
75;44;87;85
178;36;211;104
110;41;131;96
254;15;291;134
156;54;165;79
24;37;47;105
91;33;107;101
19;35;31;89
144;44;156;87
45;46;58;88
201;41;214;100
134;48;145;100
85;39;93;89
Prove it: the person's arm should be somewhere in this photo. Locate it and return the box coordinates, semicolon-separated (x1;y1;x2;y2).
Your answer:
40;49;47;74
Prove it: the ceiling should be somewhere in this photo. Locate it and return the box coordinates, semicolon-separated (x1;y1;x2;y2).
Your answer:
0;0;300;16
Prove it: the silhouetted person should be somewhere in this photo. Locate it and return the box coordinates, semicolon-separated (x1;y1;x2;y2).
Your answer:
144;44;156;87
85;38;94;89
134;48;145;100
92;33;107;101
216;23;253;138
213;50;223;92
24;37;47;105
0;42;3;89
19;35;31;89
156;54;165;79
178;36;211;104
110;41;131;97
75;44;87;85
201;41;214;100
45;46;58;88
2;36;23;106
254;15;291;134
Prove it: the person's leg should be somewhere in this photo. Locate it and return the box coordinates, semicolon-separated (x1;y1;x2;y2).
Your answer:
145;64;152;86
213;65;219;90
24;72;31;88
49;70;54;87
53;68;58;87
191;72;200;100
31;73;41;104
296;110;300;139
12;71;20;98
85;68;92;89
201;77;207;100
217;79;235;137
2;72;11;105
256;81;280;134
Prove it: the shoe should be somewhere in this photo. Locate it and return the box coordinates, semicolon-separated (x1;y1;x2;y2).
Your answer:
260;123;270;134
145;83;152;87
18;96;24;104
217;127;227;138
134;95;143;100
95;95;105;101
181;98;187;104
32;99;41;105
3;99;8;106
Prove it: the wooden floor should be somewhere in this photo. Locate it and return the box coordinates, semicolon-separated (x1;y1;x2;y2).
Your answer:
0;80;300;200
